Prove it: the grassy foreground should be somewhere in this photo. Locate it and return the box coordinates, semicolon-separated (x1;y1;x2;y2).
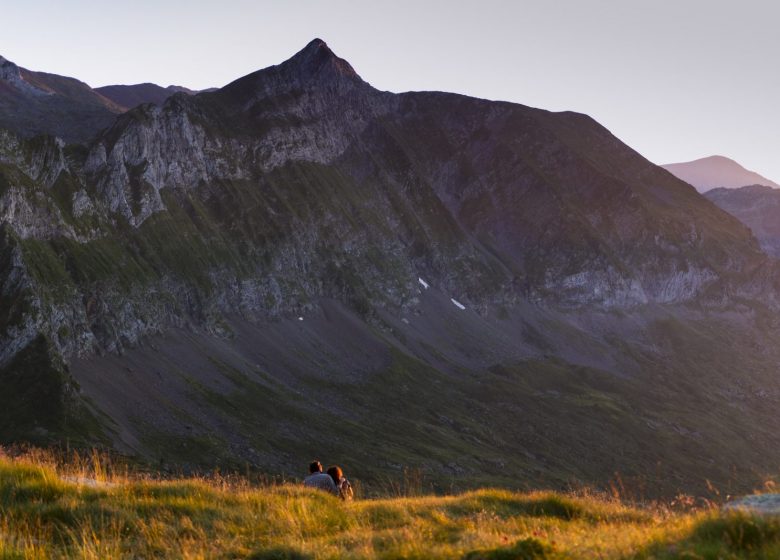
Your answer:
0;451;778;559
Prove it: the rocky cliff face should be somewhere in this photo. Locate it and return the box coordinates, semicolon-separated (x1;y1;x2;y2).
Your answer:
1;40;779;493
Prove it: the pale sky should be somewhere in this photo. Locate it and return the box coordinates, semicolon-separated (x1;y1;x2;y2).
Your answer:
2;0;778;181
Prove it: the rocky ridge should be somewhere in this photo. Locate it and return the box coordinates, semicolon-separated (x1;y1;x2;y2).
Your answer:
95;83;205;111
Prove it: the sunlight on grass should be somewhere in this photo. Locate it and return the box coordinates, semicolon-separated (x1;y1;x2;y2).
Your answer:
0;448;777;558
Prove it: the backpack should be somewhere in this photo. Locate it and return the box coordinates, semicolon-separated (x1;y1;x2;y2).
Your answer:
339;477;354;501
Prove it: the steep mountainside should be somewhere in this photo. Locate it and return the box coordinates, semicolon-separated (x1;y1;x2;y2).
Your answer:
0;55;122;143
706;185;780;257
663;155;780;192
95;83;203;111
1;40;779;494
84;40;763;306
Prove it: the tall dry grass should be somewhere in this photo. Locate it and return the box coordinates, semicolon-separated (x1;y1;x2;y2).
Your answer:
0;446;777;559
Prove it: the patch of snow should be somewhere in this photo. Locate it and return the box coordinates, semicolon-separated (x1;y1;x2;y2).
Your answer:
450;298;466;310
298;317;304;321
401;318;410;324
418;278;429;289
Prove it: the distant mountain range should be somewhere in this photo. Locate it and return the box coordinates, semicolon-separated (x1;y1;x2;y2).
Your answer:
662;155;780;192
0;54;213;141
663;157;780;257
1;40;780;495
95;83;217;111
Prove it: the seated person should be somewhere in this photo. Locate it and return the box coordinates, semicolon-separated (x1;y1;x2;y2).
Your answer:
303;460;338;495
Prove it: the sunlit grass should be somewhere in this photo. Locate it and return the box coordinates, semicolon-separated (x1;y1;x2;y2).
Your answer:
0;448;777;558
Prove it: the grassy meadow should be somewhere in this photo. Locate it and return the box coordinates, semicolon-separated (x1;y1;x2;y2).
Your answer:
0;449;777;559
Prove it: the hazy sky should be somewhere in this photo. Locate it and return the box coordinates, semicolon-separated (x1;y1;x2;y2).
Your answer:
2;0;778;180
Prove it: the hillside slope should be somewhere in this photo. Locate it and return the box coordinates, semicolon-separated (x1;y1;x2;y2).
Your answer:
0;55;122;143
705;185;780;257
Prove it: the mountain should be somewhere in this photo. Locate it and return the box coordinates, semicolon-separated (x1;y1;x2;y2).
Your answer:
1;39;779;495
662;155;780;192
0;55;123;143
705;185;780;257
95;83;206;111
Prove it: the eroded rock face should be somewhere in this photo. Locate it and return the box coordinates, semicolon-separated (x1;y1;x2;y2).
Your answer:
0;228;38;365
86;102;243;225
0;131;65;185
0;186;75;239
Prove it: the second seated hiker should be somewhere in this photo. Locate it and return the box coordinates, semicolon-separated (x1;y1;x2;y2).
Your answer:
327;465;354;501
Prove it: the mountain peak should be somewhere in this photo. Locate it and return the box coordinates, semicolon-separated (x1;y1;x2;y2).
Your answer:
303;37;329;51
217;38;365;103
0;54;20;78
284;37;361;82
296;38;338;62
662;155;780;191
